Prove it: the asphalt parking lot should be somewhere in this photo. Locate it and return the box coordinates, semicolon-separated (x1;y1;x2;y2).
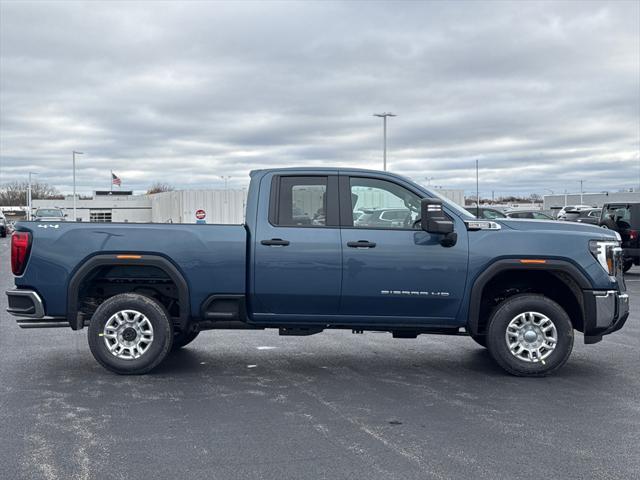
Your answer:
0;235;638;480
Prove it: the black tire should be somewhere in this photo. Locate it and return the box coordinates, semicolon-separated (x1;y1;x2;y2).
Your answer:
486;294;574;377
172;329;200;350
470;334;487;348
88;293;173;375
623;260;633;273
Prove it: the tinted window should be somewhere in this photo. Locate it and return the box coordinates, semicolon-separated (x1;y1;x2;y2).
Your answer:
350;178;420;229
35;209;63;217
481;209;506;219
602;205;631;228
532;212;551;219
275;177;327;227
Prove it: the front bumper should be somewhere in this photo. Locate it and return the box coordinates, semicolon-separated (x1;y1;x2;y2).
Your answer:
583;289;630;343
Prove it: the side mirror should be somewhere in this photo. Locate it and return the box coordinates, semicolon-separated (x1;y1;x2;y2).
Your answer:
421;198;454;234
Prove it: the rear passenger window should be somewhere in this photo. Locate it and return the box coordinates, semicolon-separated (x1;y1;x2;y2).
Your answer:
274;177;328;227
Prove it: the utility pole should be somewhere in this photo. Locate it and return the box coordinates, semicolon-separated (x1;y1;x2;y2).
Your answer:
579;180;585;204
373;113;396;171
28;172;38;220
476;159;480;217
220;176;231;204
72;151;83;221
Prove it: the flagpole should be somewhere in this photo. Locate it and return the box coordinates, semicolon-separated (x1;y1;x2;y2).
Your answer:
110;170;113;193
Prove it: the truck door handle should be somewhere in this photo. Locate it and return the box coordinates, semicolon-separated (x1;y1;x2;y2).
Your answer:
347;240;376;248
261;238;290;247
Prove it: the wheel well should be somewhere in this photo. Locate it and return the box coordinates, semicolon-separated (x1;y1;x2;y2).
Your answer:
77;265;182;326
476;269;584;334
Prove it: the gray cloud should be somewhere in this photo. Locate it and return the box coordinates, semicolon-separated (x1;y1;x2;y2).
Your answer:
1;0;638;197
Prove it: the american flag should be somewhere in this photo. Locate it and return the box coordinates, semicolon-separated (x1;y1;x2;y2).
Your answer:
111;172;122;186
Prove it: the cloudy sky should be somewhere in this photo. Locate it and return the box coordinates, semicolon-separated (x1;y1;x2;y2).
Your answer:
1;0;638;197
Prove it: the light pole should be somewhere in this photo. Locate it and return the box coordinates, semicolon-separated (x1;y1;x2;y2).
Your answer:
28;172;38;220
220;175;231;206
72;151;83;221
476;159;480;217
425;176;435;187
373;113;396;171
579;180;585;204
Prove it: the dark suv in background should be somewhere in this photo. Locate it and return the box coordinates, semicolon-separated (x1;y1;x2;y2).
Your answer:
600;203;640;271
0;213;7;238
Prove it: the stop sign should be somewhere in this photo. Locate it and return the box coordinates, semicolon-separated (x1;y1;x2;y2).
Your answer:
195;209;206;220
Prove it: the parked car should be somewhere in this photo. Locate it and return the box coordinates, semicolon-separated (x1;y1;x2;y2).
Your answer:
0;212;7;238
575;209;603;225
556;205;593;220
471;207;507;219
33;208;66;222
600;203;640;272
355;208;413;228
7;167;628;377
505;211;554;220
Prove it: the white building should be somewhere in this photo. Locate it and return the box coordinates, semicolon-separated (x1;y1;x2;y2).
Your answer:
150;190;247;224
32;192;152;223
543;191;640;210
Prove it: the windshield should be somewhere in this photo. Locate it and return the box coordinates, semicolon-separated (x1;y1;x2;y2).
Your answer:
35;209;63;217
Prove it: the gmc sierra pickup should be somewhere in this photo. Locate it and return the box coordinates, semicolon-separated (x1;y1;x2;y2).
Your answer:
6;168;630;376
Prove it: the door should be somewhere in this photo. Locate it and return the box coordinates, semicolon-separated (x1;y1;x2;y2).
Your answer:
339;175;468;325
252;174;342;321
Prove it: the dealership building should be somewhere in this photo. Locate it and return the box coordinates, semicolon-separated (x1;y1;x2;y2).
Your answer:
543;191;640;210
32;189;248;224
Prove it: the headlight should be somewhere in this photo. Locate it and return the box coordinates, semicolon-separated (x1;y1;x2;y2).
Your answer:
589;240;619;276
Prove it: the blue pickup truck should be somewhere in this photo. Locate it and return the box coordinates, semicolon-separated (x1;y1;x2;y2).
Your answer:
6;168;630;376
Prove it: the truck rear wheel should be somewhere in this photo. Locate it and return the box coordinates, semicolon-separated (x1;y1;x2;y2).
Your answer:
486;294;573;376
87;293;173;375
172;330;199;350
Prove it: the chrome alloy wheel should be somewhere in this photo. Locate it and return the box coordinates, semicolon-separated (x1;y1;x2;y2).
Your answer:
505;311;557;363
102;310;154;360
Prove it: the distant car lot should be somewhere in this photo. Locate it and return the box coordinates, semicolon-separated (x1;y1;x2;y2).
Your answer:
0;234;638;480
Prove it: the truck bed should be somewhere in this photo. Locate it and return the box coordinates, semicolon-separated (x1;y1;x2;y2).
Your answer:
14;222;247;317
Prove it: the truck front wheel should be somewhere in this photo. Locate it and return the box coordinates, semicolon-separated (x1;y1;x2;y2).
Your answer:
88;293;173;375
486;294;574;376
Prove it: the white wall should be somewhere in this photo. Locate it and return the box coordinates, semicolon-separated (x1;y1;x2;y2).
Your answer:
150;190;247;224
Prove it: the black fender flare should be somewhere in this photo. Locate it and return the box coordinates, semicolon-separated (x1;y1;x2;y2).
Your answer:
67;254;190;330
467;259;591;336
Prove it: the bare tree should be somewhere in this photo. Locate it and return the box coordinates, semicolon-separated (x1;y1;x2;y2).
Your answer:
0;181;63;206
146;182;175;195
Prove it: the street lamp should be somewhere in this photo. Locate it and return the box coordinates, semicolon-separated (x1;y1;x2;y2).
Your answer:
373;113;396;171
28;172;38;220
72;151;83;221
579;180;585;204
220;176;231;206
425;176;435;187
220;175;231;191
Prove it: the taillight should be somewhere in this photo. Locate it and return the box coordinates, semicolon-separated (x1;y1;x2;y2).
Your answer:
11;231;31;275
629;230;638;241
